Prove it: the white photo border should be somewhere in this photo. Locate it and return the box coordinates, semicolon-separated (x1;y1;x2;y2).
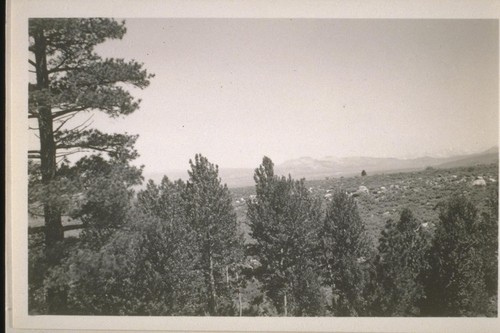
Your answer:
6;0;500;332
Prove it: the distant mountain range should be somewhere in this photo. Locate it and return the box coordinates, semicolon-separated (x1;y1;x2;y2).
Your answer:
277;146;499;180
144;147;498;188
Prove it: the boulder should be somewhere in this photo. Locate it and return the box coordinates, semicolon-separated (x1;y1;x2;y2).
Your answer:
472;179;486;186
357;186;369;194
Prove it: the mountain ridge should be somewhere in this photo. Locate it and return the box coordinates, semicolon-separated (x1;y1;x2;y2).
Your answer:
277;146;498;179
144;146;498;188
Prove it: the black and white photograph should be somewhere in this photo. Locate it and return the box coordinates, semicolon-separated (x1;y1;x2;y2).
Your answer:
6;1;500;332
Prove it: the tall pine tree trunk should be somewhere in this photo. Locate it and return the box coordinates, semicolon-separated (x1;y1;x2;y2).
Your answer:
284;291;287;316
207;248;217;315
236;272;242;316
33;28;64;251
238;290;242;316
33;27;65;314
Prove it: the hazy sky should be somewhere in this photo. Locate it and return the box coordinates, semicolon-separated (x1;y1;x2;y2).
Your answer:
81;19;498;172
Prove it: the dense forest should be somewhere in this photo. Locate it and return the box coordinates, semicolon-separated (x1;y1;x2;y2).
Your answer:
28;18;498;317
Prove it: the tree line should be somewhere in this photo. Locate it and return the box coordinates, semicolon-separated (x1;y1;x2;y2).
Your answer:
29;154;498;316
28;18;497;316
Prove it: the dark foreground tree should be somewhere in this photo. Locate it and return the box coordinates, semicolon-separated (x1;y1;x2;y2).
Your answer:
28;18;153;252
184;154;244;315
29;155;143;314
64;155;143;247
42;156;245;316
247;157;324;316
319;191;371;316
44;209;203;315
421;196;488;316
371;209;429;316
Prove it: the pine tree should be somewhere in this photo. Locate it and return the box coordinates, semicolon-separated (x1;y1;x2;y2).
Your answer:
422;196;488;316
247;157;324;316
184;154;244;315
64;155;143;248
372;209;429;316
29;153;143;313
319;191;371;316
28;19;152;313
47;178;204;315
133;177;205;314
28;18;153;252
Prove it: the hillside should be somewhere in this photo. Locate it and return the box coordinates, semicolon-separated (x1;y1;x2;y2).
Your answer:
231;163;499;246
435;151;498;169
277;147;498;181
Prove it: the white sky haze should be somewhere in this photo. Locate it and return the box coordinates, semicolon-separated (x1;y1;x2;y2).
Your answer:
73;19;498;172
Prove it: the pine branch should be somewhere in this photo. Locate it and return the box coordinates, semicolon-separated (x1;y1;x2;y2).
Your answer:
28;223;85;235
47;50;72;74
48;66;83;74
28;149;41;159
65;115;94;133
56;144;114;153
56;149;81;157
53;112;82;133
51;107;88;120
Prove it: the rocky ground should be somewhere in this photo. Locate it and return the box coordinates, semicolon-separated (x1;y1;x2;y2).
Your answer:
231;163;498;246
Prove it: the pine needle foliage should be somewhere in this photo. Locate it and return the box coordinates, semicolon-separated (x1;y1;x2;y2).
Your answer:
247;157;325;316
319;191;371;316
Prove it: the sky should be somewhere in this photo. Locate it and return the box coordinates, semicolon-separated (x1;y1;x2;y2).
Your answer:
62;19;498;172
